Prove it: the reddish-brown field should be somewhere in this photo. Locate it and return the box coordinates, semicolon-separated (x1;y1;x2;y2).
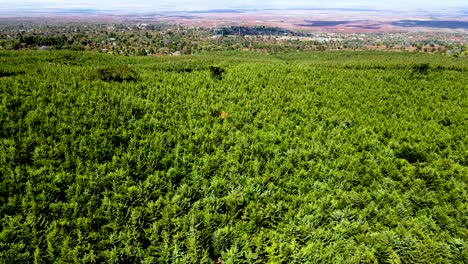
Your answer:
149;10;468;33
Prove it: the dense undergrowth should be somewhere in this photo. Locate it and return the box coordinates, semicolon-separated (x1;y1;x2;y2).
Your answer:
0;50;467;263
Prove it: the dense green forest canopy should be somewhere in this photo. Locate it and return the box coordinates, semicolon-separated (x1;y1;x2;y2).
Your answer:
0;50;467;263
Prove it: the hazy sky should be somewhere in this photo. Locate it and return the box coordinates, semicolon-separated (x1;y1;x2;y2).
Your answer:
1;0;467;12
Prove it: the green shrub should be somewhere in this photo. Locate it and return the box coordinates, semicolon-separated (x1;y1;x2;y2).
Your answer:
96;65;138;82
412;63;430;75
396;146;427;163
0;69;25;78
210;66;225;80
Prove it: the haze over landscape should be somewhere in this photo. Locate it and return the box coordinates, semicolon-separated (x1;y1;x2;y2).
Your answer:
1;0;467;33
1;0;467;13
